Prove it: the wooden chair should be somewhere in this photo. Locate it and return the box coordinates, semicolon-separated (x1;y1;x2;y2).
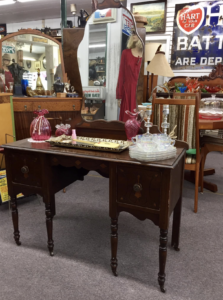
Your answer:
200;133;223;191
152;92;203;213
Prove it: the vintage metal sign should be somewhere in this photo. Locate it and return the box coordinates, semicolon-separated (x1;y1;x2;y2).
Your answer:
171;1;223;70
122;12;134;36
83;87;106;99
2;45;15;54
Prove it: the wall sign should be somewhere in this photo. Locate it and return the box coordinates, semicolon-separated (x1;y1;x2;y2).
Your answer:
83;87;105;99
2;45;15;54
32;37;48;44
93;9;116;23
171;1;223;70
122;12;134;36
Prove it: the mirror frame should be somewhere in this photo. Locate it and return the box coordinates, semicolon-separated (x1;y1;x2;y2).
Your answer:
0;28;66;83
75;0;145;129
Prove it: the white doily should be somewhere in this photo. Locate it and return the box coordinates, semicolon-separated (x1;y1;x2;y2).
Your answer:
27;138;47;143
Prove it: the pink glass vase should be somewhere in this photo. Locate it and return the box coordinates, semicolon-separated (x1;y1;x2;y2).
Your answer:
125;110;144;141
30;109;51;141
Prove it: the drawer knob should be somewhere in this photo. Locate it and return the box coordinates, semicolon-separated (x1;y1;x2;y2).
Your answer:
24;105;27;111
21;166;29;174
133;183;142;192
38;105;41;110
73;104;75;110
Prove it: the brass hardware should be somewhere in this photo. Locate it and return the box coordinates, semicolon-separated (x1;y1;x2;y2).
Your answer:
72;105;75;110
46;117;62;121
5;133;16;144
21;166;29;174
133;183;142;192
24;105;27;111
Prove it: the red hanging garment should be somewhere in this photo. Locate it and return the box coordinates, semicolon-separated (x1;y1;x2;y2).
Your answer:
116;49;142;122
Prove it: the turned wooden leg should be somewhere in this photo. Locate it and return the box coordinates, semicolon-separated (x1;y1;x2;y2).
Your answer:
45;203;54;256
110;218;118;276
50;198;56;217
171;197;182;251
158;229;168;293
194;163;200;213
11;196;21;246
200;159;204;194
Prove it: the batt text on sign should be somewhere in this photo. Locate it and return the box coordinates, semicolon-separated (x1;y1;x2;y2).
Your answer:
171;1;223;70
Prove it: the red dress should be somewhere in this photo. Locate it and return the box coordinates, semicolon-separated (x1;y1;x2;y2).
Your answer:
4;70;14;92
116;49;142;122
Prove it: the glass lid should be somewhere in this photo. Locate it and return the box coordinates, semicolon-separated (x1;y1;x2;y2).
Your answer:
201;95;223;102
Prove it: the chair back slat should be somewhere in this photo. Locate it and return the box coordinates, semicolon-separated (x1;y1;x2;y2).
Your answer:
152;92;200;156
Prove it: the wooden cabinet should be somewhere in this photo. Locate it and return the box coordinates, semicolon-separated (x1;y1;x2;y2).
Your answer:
12;97;82;140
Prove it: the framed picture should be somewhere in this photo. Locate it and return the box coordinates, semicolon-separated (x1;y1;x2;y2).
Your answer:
93;8;116;23
35;61;41;69
26;60;32;69
131;1;167;34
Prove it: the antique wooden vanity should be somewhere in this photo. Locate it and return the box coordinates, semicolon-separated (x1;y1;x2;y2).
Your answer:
2;0;186;293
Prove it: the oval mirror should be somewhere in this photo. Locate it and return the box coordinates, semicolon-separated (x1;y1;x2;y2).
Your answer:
77;6;144;123
1;32;64;93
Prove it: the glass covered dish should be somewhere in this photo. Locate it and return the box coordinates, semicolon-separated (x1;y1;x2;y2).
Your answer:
199;95;223;120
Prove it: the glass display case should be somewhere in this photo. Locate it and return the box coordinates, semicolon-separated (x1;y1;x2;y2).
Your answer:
88;23;107;87
199;95;223;120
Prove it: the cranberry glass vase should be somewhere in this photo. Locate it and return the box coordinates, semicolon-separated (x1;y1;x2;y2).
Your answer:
30;109;51;141
55;124;72;136
125;110;144;141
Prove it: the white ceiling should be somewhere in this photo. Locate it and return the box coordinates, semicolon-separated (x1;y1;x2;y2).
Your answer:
0;0;92;24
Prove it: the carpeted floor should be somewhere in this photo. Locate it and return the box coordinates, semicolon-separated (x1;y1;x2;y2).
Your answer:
0;152;222;300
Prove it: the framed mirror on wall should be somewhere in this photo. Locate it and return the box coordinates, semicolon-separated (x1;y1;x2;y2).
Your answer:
0;30;65;95
77;2;144;123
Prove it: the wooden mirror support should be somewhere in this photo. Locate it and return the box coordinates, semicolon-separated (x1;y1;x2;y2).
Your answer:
63;0;145;140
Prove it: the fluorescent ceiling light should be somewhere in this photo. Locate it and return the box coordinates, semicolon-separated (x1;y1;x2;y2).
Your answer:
23;57;36;61
0;0;16;6
17;0;38;2
89;44;106;48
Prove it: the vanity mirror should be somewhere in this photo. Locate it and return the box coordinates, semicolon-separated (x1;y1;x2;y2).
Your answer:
77;0;144;123
0;29;65;95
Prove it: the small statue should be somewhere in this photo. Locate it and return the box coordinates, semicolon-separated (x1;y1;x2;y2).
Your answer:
26;87;38;97
64;82;71;93
36;68;45;92
8;59;28;85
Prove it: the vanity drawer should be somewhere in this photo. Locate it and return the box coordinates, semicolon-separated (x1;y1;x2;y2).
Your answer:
117;166;162;210
10;152;42;187
13;102;33;112
33;100;81;112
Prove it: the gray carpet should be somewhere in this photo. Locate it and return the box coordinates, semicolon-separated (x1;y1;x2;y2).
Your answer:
0;152;222;300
